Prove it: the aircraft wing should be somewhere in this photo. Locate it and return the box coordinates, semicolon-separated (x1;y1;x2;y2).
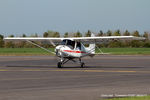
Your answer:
4;36;144;44
70;36;144;44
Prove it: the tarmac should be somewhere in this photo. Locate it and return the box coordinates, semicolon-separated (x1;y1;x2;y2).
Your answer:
0;55;150;100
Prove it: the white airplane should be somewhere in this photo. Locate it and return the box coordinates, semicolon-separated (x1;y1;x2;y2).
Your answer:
5;34;144;68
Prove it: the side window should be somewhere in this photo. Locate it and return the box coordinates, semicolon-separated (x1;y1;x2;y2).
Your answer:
76;42;81;50
66;40;72;46
66;40;75;49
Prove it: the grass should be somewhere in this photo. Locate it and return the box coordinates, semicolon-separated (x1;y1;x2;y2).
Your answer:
98;48;150;55
0;48;150;55
106;96;150;100
0;48;54;55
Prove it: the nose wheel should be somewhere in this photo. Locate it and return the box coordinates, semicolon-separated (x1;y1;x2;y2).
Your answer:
57;62;62;68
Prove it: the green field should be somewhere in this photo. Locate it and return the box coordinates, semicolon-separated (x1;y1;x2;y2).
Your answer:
0;48;54;55
106;96;150;100
0;48;150;55
98;48;150;55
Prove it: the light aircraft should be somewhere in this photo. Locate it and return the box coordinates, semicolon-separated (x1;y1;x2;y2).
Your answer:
5;34;144;68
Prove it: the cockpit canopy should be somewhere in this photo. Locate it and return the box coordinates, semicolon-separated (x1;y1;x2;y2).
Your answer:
61;39;82;50
61;39;75;48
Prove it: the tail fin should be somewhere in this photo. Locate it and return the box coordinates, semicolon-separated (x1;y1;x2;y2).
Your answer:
88;33;95;54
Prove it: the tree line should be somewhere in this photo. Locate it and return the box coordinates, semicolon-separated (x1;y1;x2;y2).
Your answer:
0;30;150;48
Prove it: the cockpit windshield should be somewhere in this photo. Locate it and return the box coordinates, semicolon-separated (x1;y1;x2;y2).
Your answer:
61;39;75;49
61;40;66;45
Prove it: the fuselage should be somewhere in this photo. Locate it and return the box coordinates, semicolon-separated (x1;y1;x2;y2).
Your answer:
55;39;92;58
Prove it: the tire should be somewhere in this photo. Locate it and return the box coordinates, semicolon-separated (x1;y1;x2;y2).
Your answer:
81;62;85;68
57;62;62;68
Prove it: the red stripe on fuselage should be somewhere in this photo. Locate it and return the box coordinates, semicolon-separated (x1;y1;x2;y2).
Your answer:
63;50;86;53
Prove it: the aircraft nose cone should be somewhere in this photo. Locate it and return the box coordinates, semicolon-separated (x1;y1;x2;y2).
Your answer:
55;49;59;55
55;46;63;57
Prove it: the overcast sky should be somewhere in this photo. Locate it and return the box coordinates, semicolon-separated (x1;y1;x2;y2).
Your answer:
0;0;150;36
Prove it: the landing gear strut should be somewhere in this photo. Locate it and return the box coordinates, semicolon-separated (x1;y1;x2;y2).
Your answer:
79;58;85;68
57;58;85;68
81;62;85;68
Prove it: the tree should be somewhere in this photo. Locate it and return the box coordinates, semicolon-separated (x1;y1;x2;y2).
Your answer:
9;35;14;37
5;35;15;48
74;31;82;37
143;41;150;47
43;30;60;37
85;30;91;37
108;40;123;48
53;32;60;37
64;32;69;37
106;30;112;36
22;34;26;37
0;34;3;39
17;34;27;47
43;32;49;37
143;32;148;39
47;30;55;37
132;30;140;37
113;30;121;36
123;30;130;36
130;40;142;47
97;30;103;36
5;42;15;48
0;34;4;47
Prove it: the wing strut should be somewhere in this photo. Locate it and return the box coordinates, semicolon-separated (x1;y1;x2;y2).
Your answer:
49;40;56;47
96;45;104;54
26;40;55;55
95;45;109;55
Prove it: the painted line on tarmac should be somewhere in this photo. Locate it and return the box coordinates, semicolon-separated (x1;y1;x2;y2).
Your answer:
0;69;9;71
0;77;51;81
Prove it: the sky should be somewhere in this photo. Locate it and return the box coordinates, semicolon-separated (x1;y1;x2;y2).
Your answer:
0;0;150;36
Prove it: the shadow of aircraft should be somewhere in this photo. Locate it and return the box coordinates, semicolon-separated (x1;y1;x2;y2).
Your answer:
6;65;143;69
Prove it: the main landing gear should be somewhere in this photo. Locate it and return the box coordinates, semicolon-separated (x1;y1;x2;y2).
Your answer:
81;62;85;68
57;58;85;68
